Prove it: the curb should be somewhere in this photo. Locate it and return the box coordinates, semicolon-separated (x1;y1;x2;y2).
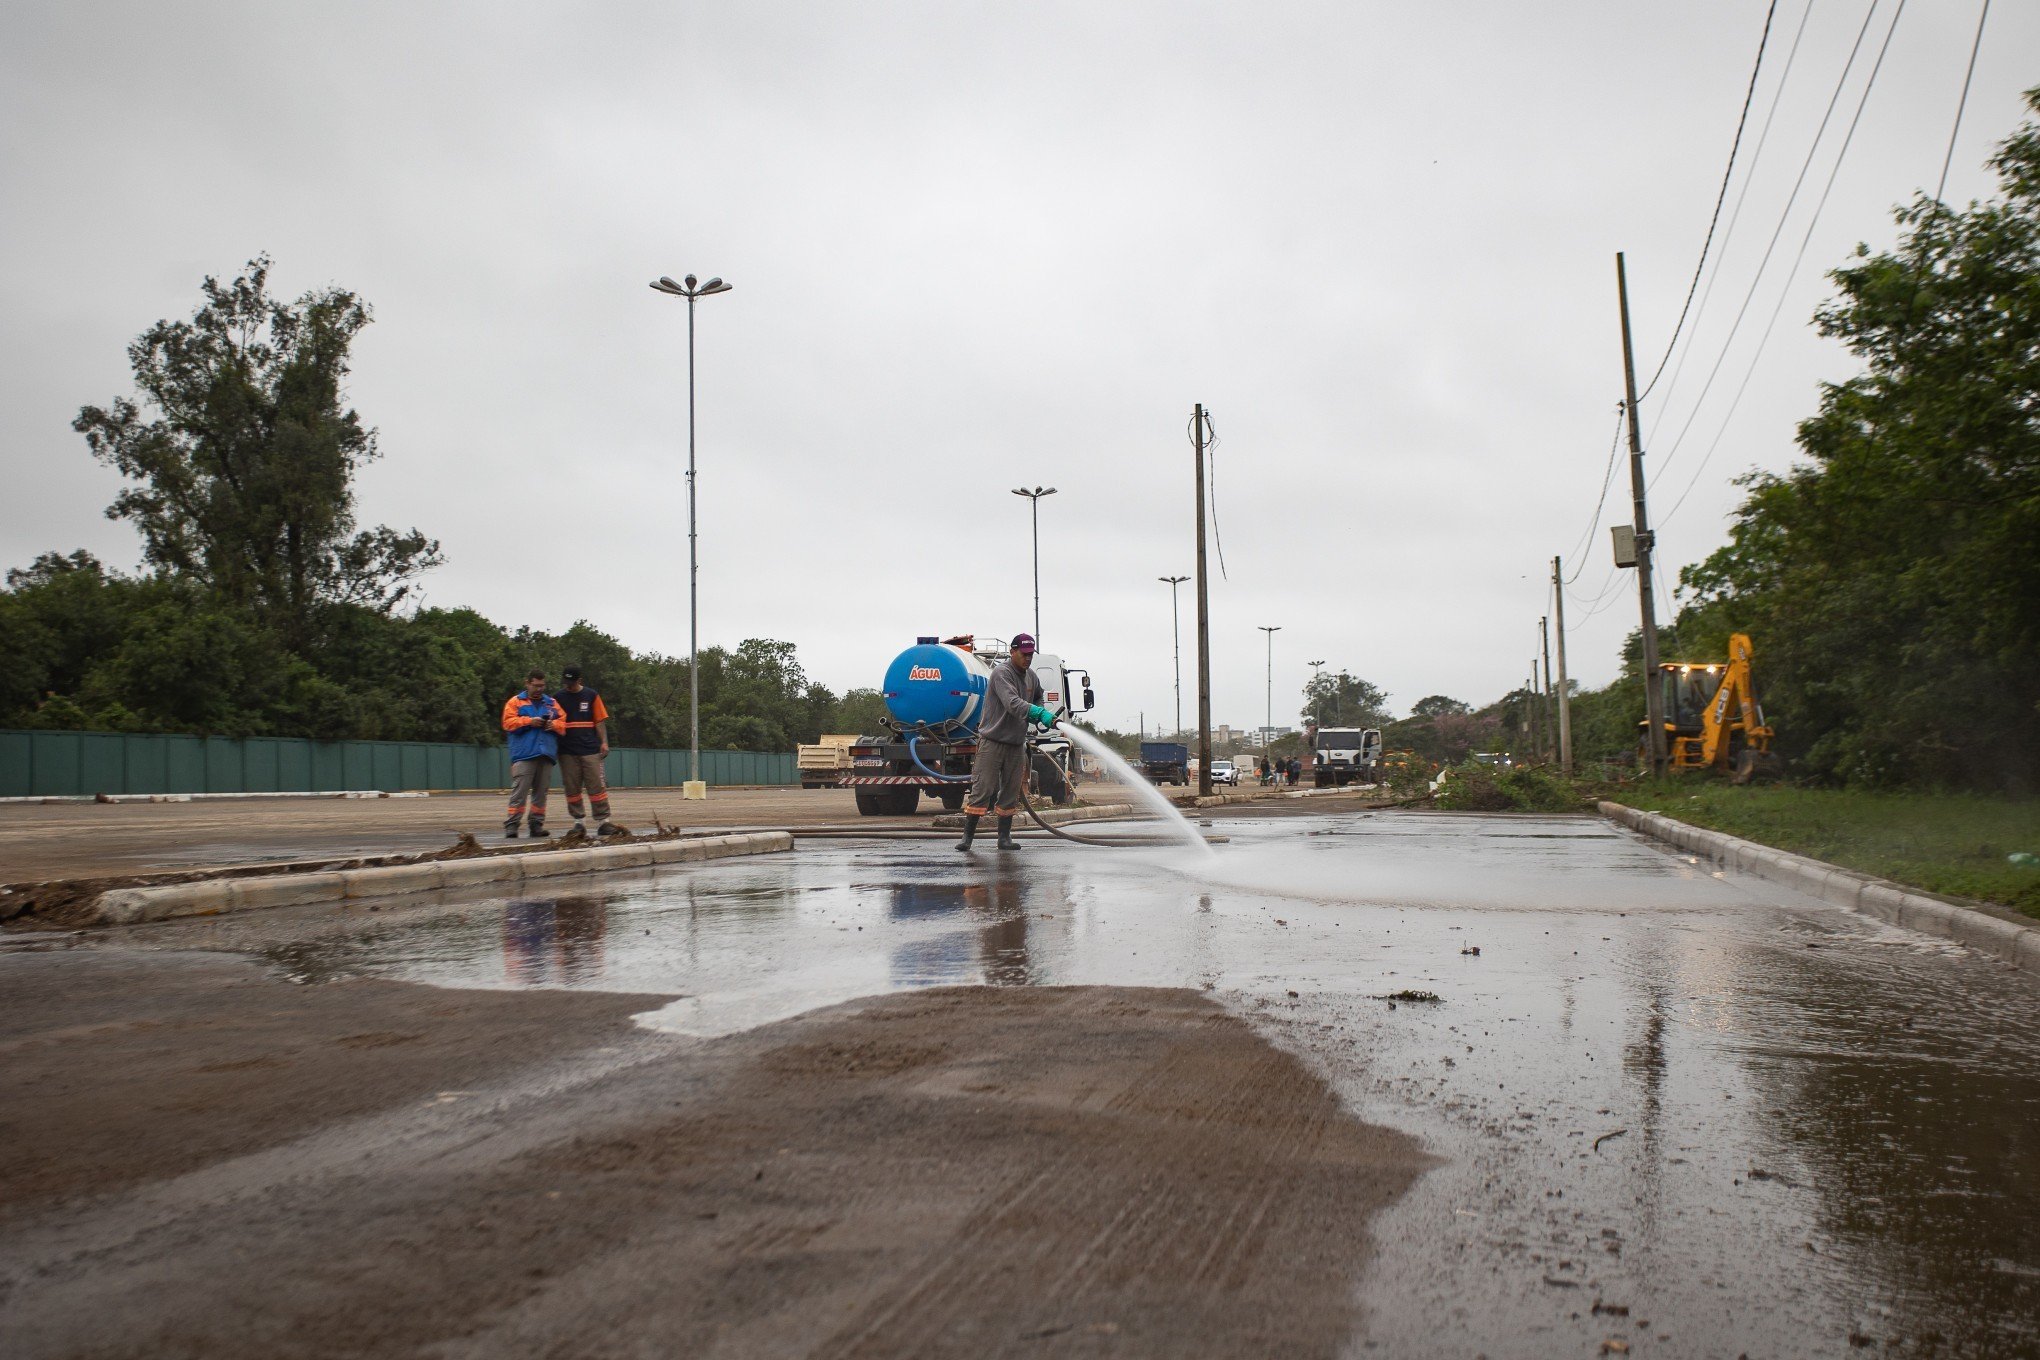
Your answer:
1600;801;2039;977
89;832;795;926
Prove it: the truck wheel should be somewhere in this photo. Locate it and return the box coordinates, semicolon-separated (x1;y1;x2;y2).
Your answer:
1032;754;1071;806
854;791;887;816
938;787;965;811
884;788;920;815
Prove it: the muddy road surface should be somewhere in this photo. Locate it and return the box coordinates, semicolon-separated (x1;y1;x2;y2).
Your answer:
3;808;2035;1357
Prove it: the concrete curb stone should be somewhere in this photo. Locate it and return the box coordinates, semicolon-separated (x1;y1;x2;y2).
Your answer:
84;830;795;925
1600;800;2038;977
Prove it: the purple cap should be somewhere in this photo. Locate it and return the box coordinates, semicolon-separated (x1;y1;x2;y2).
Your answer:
1010;633;1037;654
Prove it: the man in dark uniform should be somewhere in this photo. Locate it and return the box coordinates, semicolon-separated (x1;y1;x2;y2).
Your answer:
957;633;1058;852
554;665;619;836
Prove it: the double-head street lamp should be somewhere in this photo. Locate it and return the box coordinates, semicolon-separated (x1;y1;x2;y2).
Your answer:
1160;575;1189;738
1308;659;1326;725
1259;625;1282;741
649;273;733;796
1011;486;1057;644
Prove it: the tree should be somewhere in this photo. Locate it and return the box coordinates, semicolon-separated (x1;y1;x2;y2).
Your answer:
73;256;440;648
1301;671;1392;729
1411;694;1471;719
1679;89;2040;790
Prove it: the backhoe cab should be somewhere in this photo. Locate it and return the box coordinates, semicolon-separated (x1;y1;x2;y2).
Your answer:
1647;632;1779;784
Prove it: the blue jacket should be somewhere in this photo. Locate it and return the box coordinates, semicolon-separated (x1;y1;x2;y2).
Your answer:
502;692;565;763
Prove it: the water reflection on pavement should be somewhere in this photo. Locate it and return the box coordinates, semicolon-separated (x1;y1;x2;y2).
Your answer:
163;809;2036;1358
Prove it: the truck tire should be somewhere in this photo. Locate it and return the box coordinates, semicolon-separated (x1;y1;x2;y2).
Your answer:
1032;754;1071;806
937;787;965;811
854;791;887;816
884;788;920;815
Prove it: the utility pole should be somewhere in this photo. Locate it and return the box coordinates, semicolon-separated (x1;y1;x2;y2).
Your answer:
1160;575;1189;738
1307;659;1325;724
1552;556;1573;775
1193;405;1213;798
1258;626;1281;738
1528;664;1542;763
1617;253;1668;774
1540;616;1555;768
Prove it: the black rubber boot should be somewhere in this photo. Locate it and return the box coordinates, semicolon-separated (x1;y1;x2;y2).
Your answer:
995;815;1022;850
954;814;980;852
528;821;550;839
503;824;519;840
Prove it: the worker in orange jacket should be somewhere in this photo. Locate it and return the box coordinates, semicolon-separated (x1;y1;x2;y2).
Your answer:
501;669;567;837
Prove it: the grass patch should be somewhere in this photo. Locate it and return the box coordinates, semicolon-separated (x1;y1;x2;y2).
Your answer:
1603;780;2040;920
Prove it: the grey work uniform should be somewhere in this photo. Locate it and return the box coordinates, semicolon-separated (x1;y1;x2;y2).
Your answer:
964;659;1045;816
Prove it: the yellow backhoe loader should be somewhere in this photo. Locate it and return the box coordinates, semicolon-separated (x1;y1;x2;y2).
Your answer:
1647;632;1779;784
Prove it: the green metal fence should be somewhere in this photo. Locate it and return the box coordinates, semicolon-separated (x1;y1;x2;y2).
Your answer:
0;730;796;798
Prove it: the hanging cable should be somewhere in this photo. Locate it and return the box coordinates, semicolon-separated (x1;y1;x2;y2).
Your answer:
1563;405;1628;583
1189;409;1231;581
1648;0;1886;484
1661;0;1911;524
1897;0;1992;332
1638;0;1782;403
1647;0;1820;443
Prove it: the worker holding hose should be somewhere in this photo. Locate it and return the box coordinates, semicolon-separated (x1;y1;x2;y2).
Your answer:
957;633;1057;852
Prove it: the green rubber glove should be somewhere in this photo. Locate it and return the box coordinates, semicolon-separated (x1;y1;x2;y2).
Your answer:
1027;704;1057;728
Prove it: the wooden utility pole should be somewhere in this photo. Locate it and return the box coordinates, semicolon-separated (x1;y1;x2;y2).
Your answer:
1527;665;1541;763
1540;616;1555;768
1193;404;1214;798
1617;253;1669;774
1552;556;1573;775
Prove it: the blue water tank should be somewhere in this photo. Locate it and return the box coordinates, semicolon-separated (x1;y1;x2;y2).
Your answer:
882;642;993;732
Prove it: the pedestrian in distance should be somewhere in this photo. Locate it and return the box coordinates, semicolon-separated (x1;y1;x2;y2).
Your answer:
956;633;1059;853
502;669;566;838
554;665;619;835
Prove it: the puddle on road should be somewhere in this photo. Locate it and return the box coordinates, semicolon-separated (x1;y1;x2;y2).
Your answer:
118;809;2040;1358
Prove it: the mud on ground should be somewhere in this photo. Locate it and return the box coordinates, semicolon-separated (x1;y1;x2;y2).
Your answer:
0;946;1426;1359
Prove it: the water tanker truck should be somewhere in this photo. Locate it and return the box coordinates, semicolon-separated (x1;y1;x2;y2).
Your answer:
806;635;1094;816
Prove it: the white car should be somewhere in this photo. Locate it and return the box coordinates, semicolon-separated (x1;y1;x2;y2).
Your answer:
1209;759;1240;786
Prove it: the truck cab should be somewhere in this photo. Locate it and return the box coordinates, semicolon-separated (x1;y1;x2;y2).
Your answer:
1312;726;1382;787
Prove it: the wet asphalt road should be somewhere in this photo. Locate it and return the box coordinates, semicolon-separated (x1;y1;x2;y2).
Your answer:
54;808;2040;1357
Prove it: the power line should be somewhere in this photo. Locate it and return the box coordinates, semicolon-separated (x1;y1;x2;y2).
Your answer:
1637;0;1782;403
1647;0;1887;487
1899;0;1992;330
1930;0;1990;209
1646;0;1820;444
1661;0;1911;526
1562;405;1628;583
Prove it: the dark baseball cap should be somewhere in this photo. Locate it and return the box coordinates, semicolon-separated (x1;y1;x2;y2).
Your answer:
562;666;582;681
1010;633;1036;654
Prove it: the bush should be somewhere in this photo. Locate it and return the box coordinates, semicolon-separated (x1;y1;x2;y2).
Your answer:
1433;761;1586;813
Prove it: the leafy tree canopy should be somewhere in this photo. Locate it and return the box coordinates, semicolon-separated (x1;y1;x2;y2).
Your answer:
1678;88;2040;790
73;256;440;648
1301;671;1392;729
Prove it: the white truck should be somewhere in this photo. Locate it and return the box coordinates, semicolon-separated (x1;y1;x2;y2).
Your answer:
1312;726;1382;787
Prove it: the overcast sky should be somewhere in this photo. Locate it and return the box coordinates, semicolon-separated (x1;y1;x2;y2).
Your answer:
4;1;2032;734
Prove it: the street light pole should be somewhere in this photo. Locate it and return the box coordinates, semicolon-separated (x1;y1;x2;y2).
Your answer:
1011;486;1057;644
1307;659;1325;724
1258;625;1281;741
649;273;733;797
1160;575;1189;737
